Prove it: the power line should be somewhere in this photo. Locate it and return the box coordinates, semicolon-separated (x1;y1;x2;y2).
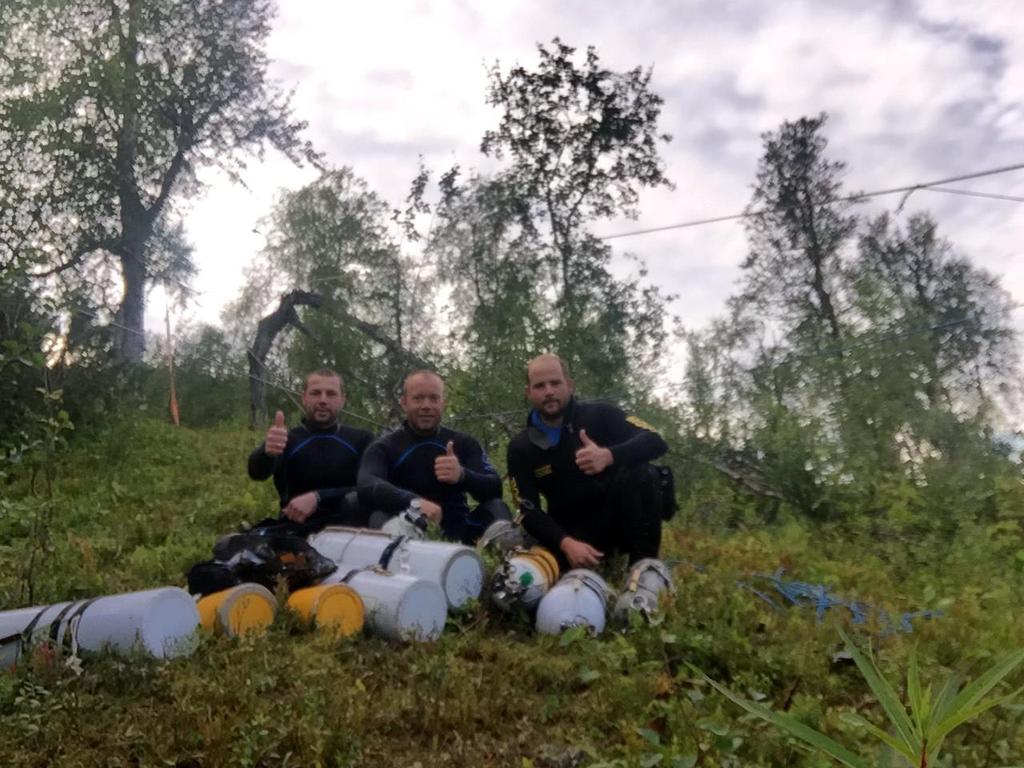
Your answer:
922;186;1024;204
236;163;1024;306
599;161;1024;241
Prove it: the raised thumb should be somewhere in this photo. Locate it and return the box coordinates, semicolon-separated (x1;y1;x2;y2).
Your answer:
446;440;455;456
579;428;594;446
273;410;285;429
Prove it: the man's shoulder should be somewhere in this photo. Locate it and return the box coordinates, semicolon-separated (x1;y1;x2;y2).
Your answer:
286;424;312;441
366;425;407;451
507;427;535;456
576;399;665;445
440;425;484;448
339;424;375;446
575;399;624;424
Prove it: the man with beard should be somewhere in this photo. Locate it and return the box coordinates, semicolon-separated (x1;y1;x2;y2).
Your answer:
357;370;510;544
247;369;374;533
506;354;668;569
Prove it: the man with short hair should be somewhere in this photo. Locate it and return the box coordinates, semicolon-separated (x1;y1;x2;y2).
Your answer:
248;369;374;533
507;354;668;569
357;370;510;544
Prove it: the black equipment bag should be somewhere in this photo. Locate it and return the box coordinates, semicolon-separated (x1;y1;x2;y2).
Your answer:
186;561;241;596
186;532;337;597
654;465;678;521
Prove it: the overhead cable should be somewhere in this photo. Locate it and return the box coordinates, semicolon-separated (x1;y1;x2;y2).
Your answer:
921;186;1024;204
599;161;1024;241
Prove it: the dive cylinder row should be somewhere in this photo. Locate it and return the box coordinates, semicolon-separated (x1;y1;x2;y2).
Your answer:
0;517;675;668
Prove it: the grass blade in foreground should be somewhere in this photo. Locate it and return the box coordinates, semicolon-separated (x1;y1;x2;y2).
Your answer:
934;649;1024;739
702;631;1023;768
698;670;870;768
837;627;919;751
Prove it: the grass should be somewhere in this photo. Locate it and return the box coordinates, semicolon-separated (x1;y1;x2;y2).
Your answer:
0;417;1021;767
701;628;1024;768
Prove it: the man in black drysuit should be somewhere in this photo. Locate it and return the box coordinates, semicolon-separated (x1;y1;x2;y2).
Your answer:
248;368;374;534
357;370;511;545
506;354;668;569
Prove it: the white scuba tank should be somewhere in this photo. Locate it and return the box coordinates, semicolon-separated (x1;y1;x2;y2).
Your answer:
612;558;674;624
535;569;613;636
379;501;430;539
477;519;531;555
309;527;485;610
320;567;447;642
0;587;200;668
489;547;560;612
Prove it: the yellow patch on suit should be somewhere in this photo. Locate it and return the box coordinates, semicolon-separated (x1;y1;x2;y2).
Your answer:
534;464;553;478
626;414;658;432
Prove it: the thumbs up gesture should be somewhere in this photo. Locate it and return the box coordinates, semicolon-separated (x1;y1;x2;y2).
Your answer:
264;410;288;456
575;428;613;476
434;440;464;484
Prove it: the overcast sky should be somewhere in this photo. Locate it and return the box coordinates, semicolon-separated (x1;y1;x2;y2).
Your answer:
166;0;1024;386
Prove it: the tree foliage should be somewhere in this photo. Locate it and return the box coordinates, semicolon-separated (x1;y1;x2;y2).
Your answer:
687;114;1021;527
741;114;856;349
431;39;675;420
0;0;316;361
228;167;436;425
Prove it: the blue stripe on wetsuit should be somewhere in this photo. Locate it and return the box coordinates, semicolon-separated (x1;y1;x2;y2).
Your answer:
286;434;358;460
392;440;448;471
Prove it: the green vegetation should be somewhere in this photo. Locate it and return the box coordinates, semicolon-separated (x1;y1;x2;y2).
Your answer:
703;628;1024;767
0;417;1021;767
1;11;1022;766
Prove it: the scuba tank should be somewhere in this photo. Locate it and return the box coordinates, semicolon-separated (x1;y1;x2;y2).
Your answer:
489;547;560;612
286;583;365;638
320;566;447;642
380;499;430;539
308;526;485;610
0;587;200;668
612;558;674;623
196;583;277;638
477;519;531;555
535;569;613;636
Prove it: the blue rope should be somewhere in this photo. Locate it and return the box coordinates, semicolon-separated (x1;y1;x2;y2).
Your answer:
742;569;942;634
667;560;942;634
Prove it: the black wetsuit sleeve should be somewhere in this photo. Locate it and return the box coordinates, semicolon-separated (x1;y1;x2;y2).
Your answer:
312;487;350;504
596;405;669;466
507;440;567;553
357;440;416;512
247;443;278;480
459;439;502;502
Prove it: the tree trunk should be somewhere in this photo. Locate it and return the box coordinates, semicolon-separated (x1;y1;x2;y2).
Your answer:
111;0;147;364
248;290;323;429
114;248;147;363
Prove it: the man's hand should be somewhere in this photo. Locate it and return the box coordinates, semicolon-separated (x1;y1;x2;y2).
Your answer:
434;441;464;484
264;410;288;457
560;536;604;568
283;491;318;523
418;498;443;524
574;429;613;476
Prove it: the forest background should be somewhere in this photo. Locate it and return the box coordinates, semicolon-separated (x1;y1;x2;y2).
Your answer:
1;1;1023;766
